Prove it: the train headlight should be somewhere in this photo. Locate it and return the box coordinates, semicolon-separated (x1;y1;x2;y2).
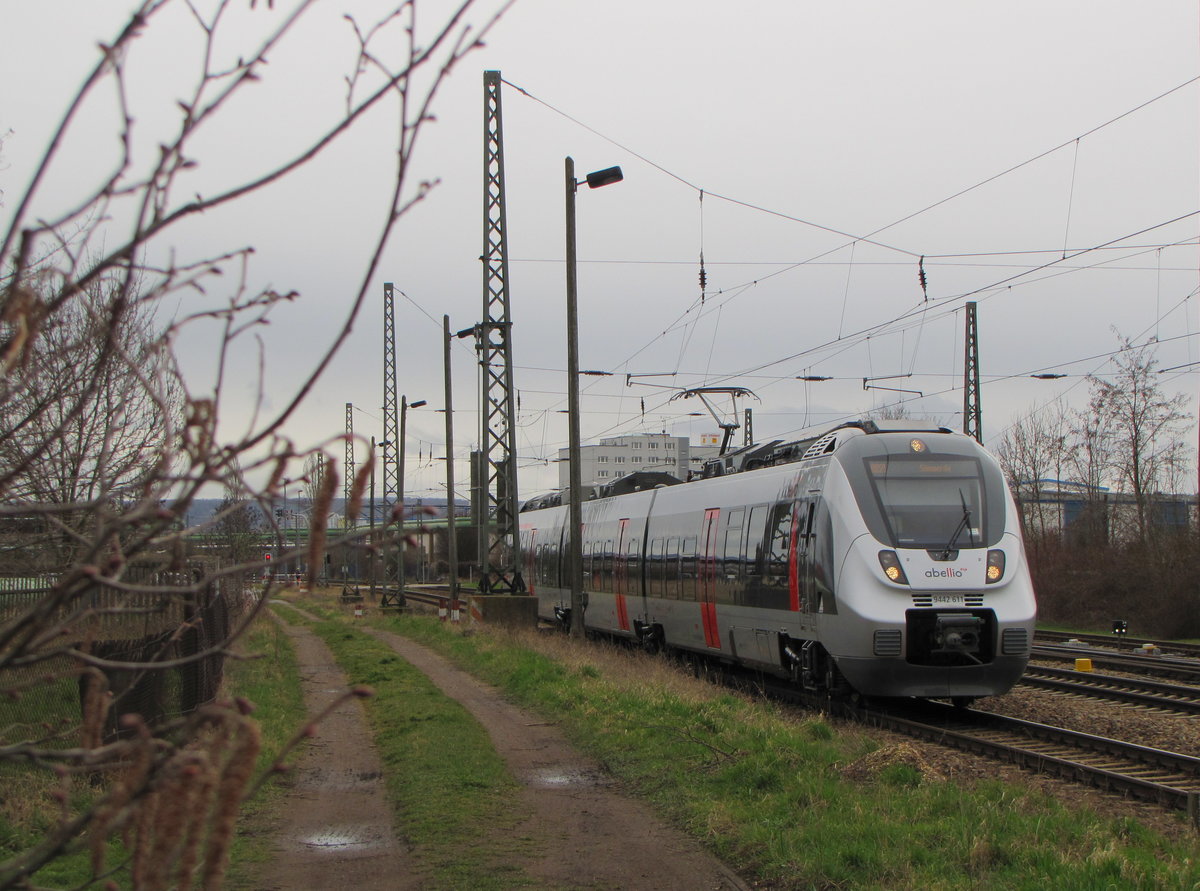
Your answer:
878;550;909;585
986;549;1005;584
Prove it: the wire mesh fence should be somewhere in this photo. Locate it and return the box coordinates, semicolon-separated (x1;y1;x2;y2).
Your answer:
0;566;246;747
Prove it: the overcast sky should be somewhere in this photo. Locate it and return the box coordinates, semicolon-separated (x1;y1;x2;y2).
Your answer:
2;1;1197;500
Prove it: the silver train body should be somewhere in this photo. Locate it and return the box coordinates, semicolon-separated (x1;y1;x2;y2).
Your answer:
518;421;1037;701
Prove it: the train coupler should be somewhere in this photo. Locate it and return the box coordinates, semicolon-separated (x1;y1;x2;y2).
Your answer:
932;613;984;662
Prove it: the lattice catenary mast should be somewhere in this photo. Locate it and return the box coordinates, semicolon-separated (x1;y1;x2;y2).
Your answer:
477;70;524;593
381;282;403;605
344;403;355;527
963;300;982;443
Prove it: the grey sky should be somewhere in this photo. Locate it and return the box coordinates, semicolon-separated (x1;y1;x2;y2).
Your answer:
2;1;1197;500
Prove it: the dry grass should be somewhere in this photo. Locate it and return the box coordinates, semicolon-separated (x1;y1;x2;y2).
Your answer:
493;627;722;705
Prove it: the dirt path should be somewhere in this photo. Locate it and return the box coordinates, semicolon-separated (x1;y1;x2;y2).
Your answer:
363;627;749;890
252;611;421;890
255;606;748;889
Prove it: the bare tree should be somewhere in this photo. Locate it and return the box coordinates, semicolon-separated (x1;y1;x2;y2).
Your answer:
0;270;183;567
212;482;264;564
994;400;1071;542
1085;337;1191;543
0;1;508;885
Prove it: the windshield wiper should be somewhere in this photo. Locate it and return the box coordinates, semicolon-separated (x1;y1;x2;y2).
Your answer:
938;490;974;560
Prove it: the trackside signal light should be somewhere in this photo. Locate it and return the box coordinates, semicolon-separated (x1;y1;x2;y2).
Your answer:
878;550;908;585
986;549;1005;583
264;553;272;562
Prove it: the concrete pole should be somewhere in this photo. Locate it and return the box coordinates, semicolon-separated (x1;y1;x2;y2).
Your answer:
565;157;585;637
368;438;377;601
399;396;408;597
444;315;460;618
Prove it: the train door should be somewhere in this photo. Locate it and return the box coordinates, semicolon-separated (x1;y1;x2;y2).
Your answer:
700;508;722;649
614;518;631;632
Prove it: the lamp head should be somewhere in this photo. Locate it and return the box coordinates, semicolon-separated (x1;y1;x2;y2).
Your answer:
585;166;623;189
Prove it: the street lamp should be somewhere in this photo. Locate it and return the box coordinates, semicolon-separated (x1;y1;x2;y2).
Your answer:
565;156;623;637
397;396;427;599
370;439;388;601
443;315;461;619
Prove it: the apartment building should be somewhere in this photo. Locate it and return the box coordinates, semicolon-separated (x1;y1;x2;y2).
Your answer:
556;433;694;488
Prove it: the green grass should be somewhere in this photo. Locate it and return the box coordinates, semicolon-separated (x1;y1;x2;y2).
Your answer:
0;656;129;888
300;603;1200;890
0;613;308;890
304;614;537;889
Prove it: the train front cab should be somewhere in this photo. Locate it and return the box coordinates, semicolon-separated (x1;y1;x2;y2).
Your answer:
819;431;1036;701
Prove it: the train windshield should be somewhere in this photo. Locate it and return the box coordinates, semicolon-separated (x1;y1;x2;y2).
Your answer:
863;455;987;549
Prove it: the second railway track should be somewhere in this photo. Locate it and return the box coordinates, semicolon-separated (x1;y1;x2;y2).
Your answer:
1018;664;1200;715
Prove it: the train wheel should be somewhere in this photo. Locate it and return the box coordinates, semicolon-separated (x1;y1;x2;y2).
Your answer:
952;696;975;710
824;660;850;696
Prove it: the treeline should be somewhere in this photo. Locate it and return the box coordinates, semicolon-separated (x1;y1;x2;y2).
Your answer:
996;339;1198;639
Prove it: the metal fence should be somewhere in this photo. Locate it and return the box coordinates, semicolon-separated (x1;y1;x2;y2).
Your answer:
0;567;244;744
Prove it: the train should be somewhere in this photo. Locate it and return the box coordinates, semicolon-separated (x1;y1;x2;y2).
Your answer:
517;419;1037;703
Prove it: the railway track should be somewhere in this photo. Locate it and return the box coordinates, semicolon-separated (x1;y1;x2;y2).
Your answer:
760;677;1200;826
866;700;1200;824
1032;643;1200;685
1019;664;1200;715
1036;629;1200;660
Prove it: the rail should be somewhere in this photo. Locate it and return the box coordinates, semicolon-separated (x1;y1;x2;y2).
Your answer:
1032;644;1200;685
867;700;1200;824
1036;629;1200;660
758;675;1200;826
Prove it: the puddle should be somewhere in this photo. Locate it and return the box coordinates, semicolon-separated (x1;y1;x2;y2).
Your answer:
297;825;384;852
524;767;610;788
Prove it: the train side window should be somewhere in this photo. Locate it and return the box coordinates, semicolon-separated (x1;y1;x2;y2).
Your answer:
746;506;768;576
627;538;641;597
720;509;744;603
723;508;745;569
666;536;680;599
650;537;665;598
680;537;698;601
743;505;769;604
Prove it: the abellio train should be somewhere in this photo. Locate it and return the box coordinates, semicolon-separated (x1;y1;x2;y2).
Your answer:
518;420;1037;703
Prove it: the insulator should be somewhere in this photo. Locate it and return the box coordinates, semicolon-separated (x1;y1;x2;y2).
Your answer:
699;266;707;291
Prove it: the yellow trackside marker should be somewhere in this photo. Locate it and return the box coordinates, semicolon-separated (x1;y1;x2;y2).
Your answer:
1074;658;1093;672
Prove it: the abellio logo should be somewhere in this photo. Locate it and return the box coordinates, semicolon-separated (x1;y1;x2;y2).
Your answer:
925;567;965;579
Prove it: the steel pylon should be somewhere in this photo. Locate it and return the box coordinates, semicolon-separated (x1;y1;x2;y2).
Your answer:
381;282;403;606
963;301;983;443
478;70;524;593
